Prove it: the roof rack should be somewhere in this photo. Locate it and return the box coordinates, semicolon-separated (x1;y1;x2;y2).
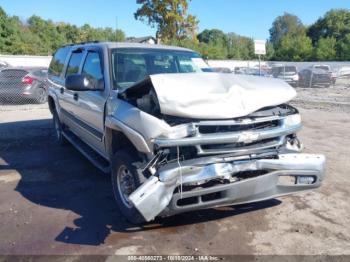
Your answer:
63;40;102;47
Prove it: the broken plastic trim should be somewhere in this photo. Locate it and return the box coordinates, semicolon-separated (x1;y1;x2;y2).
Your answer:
129;153;326;222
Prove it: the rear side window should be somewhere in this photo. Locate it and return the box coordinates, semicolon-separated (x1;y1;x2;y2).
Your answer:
48;47;70;78
66;51;84;77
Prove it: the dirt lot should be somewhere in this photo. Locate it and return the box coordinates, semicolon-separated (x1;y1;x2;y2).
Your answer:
0;85;350;256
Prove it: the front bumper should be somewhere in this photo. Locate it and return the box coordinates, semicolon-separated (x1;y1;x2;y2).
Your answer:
129;153;326;221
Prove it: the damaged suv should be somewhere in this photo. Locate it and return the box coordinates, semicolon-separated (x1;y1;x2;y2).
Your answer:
47;42;326;224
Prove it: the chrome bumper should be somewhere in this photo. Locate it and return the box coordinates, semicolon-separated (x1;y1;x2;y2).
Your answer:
129;153;326;222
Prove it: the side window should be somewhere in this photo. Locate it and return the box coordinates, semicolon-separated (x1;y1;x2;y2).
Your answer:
66;51;84;77
82;52;103;81
82;52;104;90
48;47;70;78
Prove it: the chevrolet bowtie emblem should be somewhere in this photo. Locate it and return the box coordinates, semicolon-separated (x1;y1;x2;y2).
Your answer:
237;132;260;144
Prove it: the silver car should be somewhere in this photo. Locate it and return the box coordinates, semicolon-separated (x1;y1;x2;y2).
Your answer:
47;42;325;224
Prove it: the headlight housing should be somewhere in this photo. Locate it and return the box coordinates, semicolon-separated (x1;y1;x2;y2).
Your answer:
163;124;196;139
284;114;302;127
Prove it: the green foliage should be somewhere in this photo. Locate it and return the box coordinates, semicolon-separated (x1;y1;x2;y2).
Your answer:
1;4;350;61
308;9;350;60
270;13;306;46
274;34;313;61
269;12;313;61
227;33;254;60
314;37;337;61
0;7;125;55
135;0;198;42
338;33;350;60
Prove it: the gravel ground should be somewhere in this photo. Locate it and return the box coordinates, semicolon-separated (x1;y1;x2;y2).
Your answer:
0;84;349;256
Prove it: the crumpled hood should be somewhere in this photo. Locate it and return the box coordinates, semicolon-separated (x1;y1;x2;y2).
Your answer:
147;73;296;119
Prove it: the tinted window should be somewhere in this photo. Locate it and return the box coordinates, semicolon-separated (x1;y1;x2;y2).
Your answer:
82;52;104;89
314;66;329;71
111;48;207;90
66;51;84;77
32;69;47;78
48;47;70;77
82;52;103;81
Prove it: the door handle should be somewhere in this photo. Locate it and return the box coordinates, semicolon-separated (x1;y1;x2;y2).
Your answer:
73;93;79;101
60;87;64;94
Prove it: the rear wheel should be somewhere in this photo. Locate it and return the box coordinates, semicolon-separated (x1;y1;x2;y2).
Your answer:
53;111;68;146
111;151;146;224
34;87;47;104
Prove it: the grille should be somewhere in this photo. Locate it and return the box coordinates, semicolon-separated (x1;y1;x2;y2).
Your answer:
194;117;285;155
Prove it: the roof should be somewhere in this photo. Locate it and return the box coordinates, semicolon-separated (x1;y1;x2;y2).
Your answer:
64;41;194;52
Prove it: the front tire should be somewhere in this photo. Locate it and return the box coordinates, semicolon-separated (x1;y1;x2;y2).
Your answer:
111;151;146;224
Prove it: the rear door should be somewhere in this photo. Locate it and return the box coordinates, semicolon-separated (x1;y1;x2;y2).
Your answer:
59;49;85;130
47;46;71;117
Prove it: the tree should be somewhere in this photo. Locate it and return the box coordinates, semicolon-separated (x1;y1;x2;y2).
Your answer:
270;13;313;61
197;29;228;58
308;9;350;60
226;33;254;60
275;34;313;61
270;13;306;47
338;33;350;60
134;0;198;42
308;9;350;43
0;6;126;55
314;37;337;60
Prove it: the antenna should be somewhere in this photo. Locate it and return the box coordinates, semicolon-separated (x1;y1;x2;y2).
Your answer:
115;16;118;42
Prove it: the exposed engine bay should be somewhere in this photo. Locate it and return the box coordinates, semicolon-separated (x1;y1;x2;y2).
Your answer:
105;73;326;221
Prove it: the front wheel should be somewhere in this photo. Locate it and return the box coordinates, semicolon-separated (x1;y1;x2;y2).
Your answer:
111;151;146;224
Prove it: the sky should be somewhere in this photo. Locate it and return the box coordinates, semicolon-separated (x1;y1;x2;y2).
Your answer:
0;0;349;40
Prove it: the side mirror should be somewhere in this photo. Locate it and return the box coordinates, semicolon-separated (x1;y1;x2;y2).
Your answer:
65;74;103;91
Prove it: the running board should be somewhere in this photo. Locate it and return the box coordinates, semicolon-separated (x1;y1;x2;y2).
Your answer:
62;130;110;174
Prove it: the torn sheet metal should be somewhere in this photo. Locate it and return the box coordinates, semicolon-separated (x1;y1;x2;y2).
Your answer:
148;73;296;119
129;153;325;221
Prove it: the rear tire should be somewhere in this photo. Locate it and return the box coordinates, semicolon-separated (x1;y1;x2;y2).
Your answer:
53;111;68;146
34;87;47;104
111;151;146;224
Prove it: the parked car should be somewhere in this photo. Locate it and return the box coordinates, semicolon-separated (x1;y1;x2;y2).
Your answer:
338;66;350;78
234;66;248;74
272;65;299;87
0;67;48;104
0;60;9;70
211;67;232;73
312;64;337;85
298;67;332;88
48;42;325;224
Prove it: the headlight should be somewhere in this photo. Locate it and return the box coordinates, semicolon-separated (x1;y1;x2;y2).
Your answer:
284;114;302;127
292;74;299;81
164;124;195;139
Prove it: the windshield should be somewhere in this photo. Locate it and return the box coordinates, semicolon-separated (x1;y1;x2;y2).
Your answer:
111;48;210;90
314;65;330;71
272;66;297;76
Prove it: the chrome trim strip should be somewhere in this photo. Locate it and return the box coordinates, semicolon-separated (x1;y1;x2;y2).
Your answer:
154;124;301;148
